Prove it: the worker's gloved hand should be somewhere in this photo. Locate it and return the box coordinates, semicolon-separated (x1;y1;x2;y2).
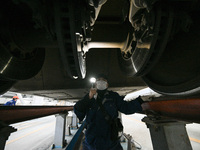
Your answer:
140;95;154;102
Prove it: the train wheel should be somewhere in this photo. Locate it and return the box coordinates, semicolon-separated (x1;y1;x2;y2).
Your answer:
54;0;87;79
0;40;45;80
143;7;200;96
118;3;174;77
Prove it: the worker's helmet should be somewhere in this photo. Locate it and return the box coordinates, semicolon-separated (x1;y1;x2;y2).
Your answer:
13;96;19;99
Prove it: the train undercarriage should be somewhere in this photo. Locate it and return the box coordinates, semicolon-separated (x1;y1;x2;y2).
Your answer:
0;0;200;97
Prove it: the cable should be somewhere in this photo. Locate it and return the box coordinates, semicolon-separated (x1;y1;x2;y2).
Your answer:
122;133;142;150
131;139;142;150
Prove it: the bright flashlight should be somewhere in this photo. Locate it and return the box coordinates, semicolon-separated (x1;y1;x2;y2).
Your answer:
90;77;96;88
90;77;96;83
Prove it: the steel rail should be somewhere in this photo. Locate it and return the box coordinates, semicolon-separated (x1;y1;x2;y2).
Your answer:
0;106;73;124
142;98;200;123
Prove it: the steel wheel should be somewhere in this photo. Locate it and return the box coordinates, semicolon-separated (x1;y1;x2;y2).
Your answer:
54;0;87;79
0;41;45;80
118;3;174;77
143;8;200;96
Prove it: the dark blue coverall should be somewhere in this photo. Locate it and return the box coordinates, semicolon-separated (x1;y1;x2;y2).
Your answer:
4;99;16;106
74;90;143;150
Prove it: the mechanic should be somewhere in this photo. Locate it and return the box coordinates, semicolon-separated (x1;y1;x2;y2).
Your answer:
4;96;19;106
74;74;146;150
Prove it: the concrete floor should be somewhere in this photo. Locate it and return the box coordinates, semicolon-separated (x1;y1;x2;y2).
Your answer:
4;114;200;150
122;113;200;150
5;116;56;150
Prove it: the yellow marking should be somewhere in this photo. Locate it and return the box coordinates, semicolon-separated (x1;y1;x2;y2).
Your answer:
13;122;40;131
189;137;200;143
12;118;46;127
17;120;54;131
6;122;54;145
13;121;32;126
123;115;144;124
17;123;41;131
11;122;32;128
12;119;55;131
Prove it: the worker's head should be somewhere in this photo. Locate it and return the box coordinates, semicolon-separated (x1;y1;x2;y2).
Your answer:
13;96;19;101
96;74;108;90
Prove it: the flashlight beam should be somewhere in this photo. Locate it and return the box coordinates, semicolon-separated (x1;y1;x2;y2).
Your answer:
90;77;96;83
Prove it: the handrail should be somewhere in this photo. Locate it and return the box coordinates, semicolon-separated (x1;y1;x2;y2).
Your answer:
0;106;73;124
66;120;86;150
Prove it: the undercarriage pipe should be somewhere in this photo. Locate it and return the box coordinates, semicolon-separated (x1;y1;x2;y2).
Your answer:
142;98;200;123
0;106;73;124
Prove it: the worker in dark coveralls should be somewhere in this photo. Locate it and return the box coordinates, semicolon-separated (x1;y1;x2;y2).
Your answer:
74;74;145;150
4;96;19;106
